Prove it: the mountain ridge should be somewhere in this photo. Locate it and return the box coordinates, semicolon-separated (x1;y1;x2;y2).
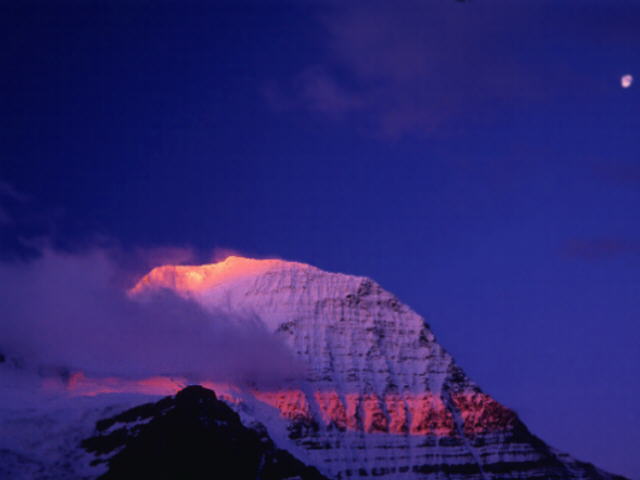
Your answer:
0;256;628;479
82;385;328;480
128;256;628;480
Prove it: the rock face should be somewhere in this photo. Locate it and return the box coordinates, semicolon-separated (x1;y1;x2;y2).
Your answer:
83;385;328;480
133;257;628;480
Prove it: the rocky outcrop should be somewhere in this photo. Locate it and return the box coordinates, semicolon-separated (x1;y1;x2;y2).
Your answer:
82;385;328;480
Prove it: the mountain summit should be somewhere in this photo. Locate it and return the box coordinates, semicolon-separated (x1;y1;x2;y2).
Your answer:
129;256;627;480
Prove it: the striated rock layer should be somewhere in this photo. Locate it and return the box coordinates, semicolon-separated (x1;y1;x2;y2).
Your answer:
133;256;627;480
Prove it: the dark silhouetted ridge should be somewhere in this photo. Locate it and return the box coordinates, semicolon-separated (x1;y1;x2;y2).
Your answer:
83;385;328;480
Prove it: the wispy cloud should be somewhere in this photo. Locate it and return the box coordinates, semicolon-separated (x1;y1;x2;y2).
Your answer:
264;65;363;117
266;1;640;139
0;181;30;203
592;160;640;186
0;180;45;258
0;180;27;226
0;248;303;387
563;238;640;260
265;1;548;138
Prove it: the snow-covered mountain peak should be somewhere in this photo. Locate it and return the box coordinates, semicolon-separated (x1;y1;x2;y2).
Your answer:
130;256;370;332
131;256;317;296
5;256;622;480
128;256;628;480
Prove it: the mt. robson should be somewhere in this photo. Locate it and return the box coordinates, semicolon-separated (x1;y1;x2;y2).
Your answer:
0;256;629;479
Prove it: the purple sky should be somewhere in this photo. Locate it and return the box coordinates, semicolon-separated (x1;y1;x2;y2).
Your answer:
1;1;639;477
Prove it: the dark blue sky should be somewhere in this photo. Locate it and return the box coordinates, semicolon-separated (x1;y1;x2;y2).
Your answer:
1;1;639;477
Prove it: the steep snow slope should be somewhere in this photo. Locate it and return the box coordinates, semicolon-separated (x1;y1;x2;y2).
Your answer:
0;363;162;480
133;256;628;480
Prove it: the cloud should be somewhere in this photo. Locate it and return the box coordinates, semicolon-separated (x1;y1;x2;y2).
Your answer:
267;1;640;139
593;160;640;186
0;180;47;259
0;181;30;203
0;206;11;226
266;1;548;138
264;66;363;118
211;246;244;263
0;248;303;387
0;180;27;226
563;238;640;260
136;245;196;267
294;66;364;115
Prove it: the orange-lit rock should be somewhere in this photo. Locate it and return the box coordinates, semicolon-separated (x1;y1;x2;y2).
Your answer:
314;391;348;431
254;390;312;422
344;393;361;431
362;393;388;433
384;393;408;434
451;392;517;436
406;393;455;436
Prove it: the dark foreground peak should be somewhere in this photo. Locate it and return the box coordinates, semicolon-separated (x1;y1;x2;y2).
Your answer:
83;385;328;480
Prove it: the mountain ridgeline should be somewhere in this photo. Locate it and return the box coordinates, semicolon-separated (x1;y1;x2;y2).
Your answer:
82;385;327;480
116;256;627;480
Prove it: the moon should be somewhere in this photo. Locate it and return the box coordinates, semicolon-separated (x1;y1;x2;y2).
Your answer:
621;74;633;88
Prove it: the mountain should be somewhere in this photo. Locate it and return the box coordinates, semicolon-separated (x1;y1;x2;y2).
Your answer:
0;256;629;479
128;256;628;480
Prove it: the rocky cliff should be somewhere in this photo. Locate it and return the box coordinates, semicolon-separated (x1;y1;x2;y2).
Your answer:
82;385;327;480
132;256;627;480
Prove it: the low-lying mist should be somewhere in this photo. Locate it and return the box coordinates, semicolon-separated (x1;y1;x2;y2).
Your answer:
0;248;303;387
